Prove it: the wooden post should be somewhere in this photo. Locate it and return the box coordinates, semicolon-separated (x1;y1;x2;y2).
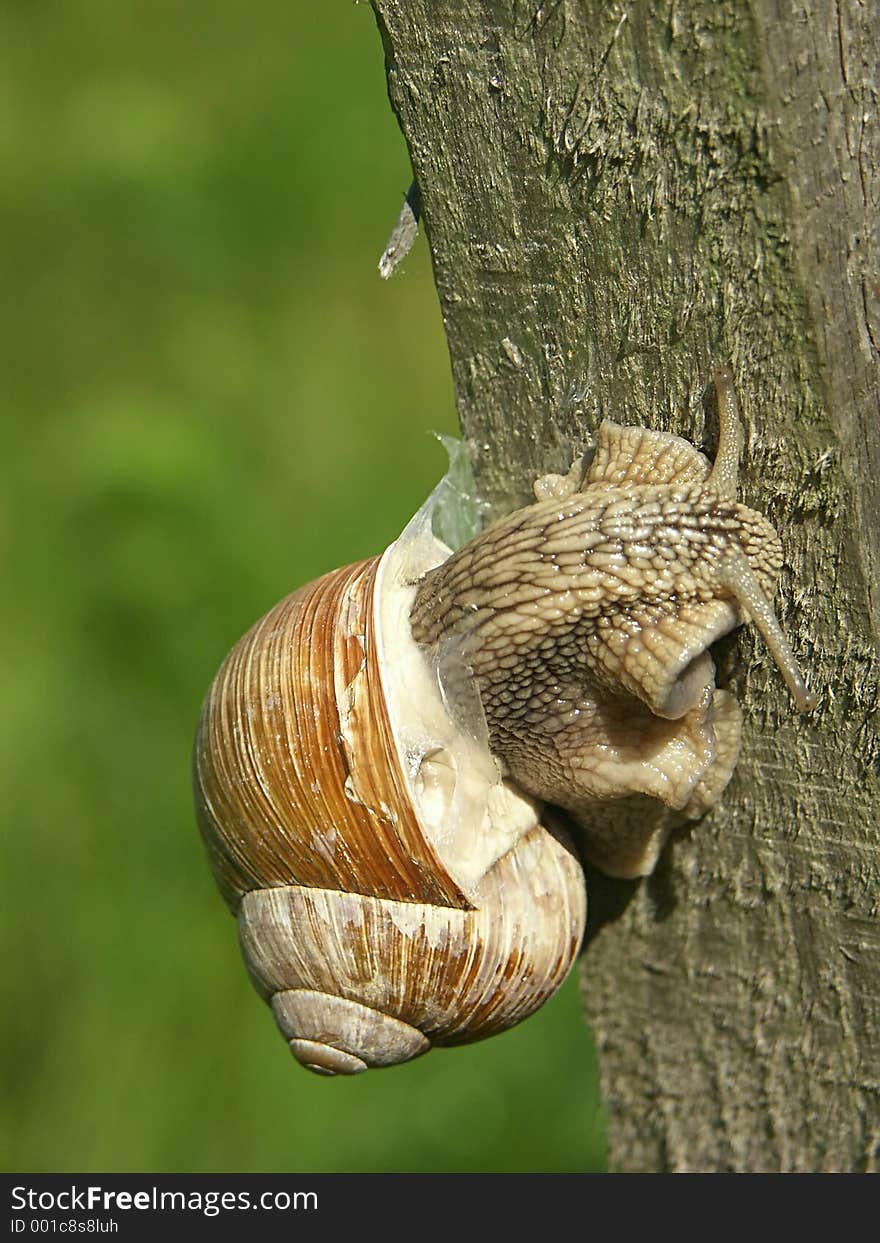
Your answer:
371;0;879;1172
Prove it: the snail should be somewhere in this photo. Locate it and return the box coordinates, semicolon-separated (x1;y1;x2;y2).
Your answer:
193;368;816;1075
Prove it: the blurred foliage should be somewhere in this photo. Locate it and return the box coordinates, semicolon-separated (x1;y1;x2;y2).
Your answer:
0;2;605;1172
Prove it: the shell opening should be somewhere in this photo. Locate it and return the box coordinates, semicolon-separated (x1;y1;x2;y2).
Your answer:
371;505;542;899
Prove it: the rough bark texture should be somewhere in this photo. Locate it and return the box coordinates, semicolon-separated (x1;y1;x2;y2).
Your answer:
371;0;879;1172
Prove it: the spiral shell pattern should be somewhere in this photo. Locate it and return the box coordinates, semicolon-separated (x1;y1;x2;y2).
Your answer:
194;536;587;1073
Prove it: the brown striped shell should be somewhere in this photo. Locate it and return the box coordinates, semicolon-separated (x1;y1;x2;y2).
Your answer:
194;512;587;1074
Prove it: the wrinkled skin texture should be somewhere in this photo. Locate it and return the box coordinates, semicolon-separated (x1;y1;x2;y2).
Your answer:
410;372;814;877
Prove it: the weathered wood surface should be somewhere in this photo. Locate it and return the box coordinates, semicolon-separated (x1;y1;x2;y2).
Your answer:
371;0;879;1172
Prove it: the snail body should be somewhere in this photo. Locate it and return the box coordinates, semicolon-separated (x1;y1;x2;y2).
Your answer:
194;369;815;1074
412;369;816;877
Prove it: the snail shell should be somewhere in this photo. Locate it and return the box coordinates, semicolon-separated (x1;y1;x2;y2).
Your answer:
194;501;587;1074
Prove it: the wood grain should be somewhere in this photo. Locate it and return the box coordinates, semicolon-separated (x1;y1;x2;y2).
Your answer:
372;0;879;1171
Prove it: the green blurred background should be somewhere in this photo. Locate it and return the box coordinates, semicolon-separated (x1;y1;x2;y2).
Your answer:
0;2;604;1172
